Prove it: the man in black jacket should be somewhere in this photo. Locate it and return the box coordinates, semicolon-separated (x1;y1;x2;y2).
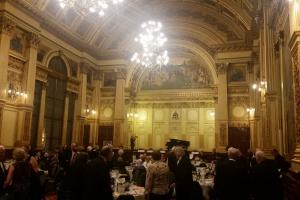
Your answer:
173;146;193;200
83;145;114;200
0;145;6;197
251;150;282;200
214;147;249;200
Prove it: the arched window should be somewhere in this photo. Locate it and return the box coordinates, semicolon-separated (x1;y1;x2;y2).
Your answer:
44;56;67;150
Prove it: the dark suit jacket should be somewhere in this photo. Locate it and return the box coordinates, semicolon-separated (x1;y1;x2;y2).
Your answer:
251;159;282;200
214;159;249;200
83;157;113;200
174;155;193;200
0;162;6;196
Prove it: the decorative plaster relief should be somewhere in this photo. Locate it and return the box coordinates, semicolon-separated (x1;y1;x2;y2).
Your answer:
232;106;246;118
103;107;113;118
8;56;25;72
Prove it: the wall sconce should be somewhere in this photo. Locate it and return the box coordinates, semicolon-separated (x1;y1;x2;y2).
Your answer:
7;83;28;100
127;112;139;118
246;107;255;119
252;81;267;92
85;105;96;115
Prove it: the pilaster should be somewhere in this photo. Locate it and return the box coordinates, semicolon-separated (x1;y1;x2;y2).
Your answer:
0;15;15;101
215;63;229;151
114;69;126;147
61;91;70;146
37;82;46;148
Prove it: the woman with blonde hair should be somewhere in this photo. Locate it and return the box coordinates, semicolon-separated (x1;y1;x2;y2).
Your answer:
4;148;31;200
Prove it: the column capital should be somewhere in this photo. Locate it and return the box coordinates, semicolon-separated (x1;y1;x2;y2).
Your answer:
26;32;41;49
0;15;16;35
115;69;126;80
79;62;90;74
216;62;229;75
93;71;103;81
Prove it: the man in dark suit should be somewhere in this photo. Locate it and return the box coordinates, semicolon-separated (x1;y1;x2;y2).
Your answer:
214;147;249;200
83;145;114;200
251;150;282;200
173;146;193;200
0;145;6;197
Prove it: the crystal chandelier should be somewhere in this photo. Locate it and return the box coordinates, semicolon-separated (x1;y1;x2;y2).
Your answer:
131;20;169;70
58;0;124;16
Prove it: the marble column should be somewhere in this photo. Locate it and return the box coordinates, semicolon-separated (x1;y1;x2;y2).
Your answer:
114;70;126;147
215;63;229;152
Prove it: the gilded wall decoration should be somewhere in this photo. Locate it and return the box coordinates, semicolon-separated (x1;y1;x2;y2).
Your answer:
8;56;25;72
141;60;212;90
228;65;247;82
7;71;23;91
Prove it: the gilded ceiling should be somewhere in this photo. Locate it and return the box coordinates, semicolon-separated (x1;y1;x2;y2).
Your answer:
11;0;258;60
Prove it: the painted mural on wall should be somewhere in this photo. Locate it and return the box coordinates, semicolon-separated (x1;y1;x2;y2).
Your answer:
228;65;246;82
141;60;212;90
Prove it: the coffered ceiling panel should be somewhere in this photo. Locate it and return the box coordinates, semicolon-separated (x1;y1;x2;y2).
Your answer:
11;0;257;59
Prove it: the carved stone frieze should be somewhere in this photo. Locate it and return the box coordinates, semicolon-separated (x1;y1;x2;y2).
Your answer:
36;68;47;82
0;15;16;35
228;86;249;94
8;56;25;72
228;121;249;127
67;82;80;93
228;96;250;106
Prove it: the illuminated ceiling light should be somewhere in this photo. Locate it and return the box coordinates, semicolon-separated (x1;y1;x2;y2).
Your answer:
131;20;169;70
57;0;124;17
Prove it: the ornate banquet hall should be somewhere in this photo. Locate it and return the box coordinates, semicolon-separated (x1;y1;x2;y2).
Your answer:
0;0;300;199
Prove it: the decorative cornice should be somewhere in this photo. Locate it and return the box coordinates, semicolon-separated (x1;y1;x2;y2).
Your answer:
0;14;16;35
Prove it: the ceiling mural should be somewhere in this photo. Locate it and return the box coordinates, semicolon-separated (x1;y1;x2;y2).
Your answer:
141;59;212;90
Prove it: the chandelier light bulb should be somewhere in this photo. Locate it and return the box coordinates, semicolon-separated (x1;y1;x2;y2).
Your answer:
58;0;124;17
131;20;169;69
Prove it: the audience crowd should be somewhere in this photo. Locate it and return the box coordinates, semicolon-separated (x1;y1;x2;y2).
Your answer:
0;143;290;200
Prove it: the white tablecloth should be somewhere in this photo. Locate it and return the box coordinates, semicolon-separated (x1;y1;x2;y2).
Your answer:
113;185;145;200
